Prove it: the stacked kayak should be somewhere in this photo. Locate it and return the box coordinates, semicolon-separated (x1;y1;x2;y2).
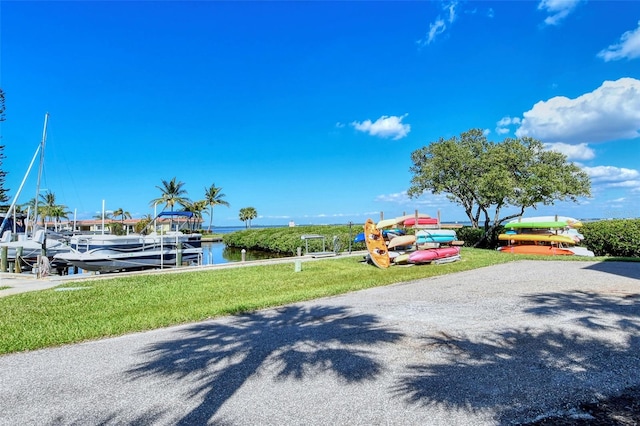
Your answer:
360;213;463;267
416;229;457;244
363;218;390;268
408;246;461;264
498;216;594;257
380;224;462;266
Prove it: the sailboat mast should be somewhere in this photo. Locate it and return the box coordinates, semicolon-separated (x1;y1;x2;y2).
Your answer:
33;112;49;229
0;113;48;236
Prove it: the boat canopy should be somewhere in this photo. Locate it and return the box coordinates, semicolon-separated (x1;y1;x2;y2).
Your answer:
157;211;194;219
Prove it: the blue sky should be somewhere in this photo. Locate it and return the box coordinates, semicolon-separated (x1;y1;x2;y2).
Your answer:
1;0;639;226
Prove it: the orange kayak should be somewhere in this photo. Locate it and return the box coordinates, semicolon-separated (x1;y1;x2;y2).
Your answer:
498;245;575;256
364;218;390;268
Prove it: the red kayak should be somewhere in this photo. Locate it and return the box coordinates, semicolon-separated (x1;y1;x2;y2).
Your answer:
408;246;461;263
403;217;439;227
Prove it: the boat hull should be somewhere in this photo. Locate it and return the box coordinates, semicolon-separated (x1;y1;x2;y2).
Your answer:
53;232;203;273
55;246;202;272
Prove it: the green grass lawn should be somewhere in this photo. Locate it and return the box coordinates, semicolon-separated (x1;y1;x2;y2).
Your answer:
0;248;630;355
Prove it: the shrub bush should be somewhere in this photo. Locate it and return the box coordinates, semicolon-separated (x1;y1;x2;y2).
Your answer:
456;227;485;247
223;225;367;255
582;219;640;257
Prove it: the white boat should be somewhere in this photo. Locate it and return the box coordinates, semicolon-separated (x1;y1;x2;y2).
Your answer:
1;229;72;263
53;231;202;273
53;212;203;273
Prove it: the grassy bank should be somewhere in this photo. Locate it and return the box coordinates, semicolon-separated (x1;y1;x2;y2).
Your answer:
0;249;631;355
0;248;506;354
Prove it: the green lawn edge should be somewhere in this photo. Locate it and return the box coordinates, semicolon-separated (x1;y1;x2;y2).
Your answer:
0;248;635;355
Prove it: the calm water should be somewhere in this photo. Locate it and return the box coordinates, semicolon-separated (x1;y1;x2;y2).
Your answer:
201;242;289;265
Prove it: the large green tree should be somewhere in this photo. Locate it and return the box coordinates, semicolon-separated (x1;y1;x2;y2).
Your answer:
204;183;229;232
408;129;591;243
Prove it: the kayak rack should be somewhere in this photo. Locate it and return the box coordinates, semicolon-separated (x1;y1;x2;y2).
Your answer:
300;234;339;258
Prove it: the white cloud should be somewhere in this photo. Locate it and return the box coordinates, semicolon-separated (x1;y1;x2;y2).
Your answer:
537;0;583;26
495;116;521;134
351;114;411;140
543;142;595;161
426;19;446;45
375;190;450;207
515;78;640;144
375;191;410;203
418;1;458;46
583;165;640;186
597;21;640;62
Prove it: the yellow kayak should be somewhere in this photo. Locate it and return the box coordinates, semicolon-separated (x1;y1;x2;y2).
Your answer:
498;233;576;245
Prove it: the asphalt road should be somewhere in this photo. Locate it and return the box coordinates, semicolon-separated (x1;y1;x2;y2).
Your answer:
1;260;639;425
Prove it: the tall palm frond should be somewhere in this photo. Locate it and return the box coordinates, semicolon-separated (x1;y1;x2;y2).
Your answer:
204;183;230;232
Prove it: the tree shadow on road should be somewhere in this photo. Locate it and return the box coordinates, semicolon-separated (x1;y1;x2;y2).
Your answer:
582;260;640;281
127;304;403;425
393;290;640;424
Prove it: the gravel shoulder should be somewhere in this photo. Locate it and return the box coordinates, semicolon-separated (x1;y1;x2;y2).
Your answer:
1;259;639;425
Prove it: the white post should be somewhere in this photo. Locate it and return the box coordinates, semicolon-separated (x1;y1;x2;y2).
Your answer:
101;200;105;235
73;209;77;233
24;207;31;238
153;202;159;233
160;233;164;269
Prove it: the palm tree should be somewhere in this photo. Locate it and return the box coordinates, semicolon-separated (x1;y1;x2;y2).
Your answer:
135;214;153;234
150;177;190;213
37;191;71;230
150;177;190;231
20;198;37;217
93;212;113;221
204;183;230;232
112;207;131;224
182;200;207;231
112;207;132;234
239;207;257;229
19;191;70;230
44;204;69;232
38;190;57;226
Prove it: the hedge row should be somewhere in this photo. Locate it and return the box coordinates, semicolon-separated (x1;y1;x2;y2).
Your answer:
581;219;640;257
222;219;640;258
222;225;367;255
